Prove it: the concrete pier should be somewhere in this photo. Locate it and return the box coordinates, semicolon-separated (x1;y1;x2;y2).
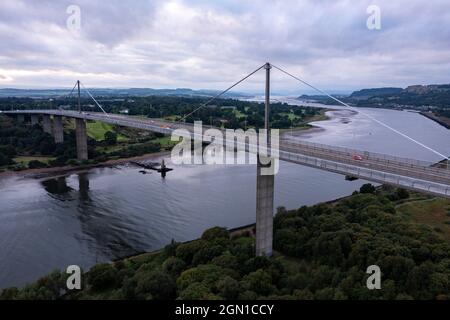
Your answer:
53;116;64;143
42;115;52;134
31;114;39;126
17;114;25;123
75;118;88;160
255;158;275;256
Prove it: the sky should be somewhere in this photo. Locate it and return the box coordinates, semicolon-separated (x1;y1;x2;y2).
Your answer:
0;0;449;94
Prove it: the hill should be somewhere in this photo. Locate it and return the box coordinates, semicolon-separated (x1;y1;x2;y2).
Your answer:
349;87;403;100
0;87;249;99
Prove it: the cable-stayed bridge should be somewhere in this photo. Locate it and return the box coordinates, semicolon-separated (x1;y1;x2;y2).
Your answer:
3;62;450;256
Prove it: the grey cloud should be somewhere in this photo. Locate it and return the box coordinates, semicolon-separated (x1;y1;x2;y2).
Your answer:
0;0;450;92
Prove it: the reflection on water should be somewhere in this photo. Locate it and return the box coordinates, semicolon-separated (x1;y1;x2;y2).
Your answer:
41;177;73;198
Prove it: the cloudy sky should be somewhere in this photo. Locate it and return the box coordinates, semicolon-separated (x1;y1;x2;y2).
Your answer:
0;0;449;93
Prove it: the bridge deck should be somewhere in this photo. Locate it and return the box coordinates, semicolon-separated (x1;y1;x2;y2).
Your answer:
4;110;450;198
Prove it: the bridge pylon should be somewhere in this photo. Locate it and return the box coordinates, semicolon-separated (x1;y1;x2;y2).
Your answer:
255;62;275;257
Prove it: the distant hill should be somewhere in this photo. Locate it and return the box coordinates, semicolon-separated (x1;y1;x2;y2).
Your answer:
298;84;450;110
0;87;249;99
349;84;450;109
349;87;402;99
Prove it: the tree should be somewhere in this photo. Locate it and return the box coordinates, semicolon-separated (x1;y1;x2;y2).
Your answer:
360;183;376;194
0;152;11;166
175;240;207;265
241;269;275;296
104;131;117;145
201;226;229;241
162;257;186;277
87;264;118;291
134;270;176;300
396;188;410;199
216;276;239;299
28;160;47;169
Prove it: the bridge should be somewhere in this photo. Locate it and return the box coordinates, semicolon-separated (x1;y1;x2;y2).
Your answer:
2;63;450;257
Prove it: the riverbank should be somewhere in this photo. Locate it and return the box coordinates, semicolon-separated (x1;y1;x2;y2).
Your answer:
419;111;450;129
0;151;171;180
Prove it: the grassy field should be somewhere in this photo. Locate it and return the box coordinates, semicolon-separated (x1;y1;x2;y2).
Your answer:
64;119;128;142
396;197;450;241
86;121;128;142
96;135;176;154
279;111;301;121
152;136;177;148
12;156;55;165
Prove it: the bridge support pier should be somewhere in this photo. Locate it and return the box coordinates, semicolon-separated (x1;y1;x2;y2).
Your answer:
255;158;275;256
31;114;39;126
17;114;25;123
53;116;64;143
42;115;52;134
75;118;88;161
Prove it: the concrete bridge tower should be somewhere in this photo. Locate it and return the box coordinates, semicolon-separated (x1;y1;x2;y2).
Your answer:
255;62;275;257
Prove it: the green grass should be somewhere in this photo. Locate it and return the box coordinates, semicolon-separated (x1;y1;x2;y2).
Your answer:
279;111;301;121
396;197;450;241
86;121;128;142
233;109;246;119
152;136;177;148
96;135;175;154
13;156;55;165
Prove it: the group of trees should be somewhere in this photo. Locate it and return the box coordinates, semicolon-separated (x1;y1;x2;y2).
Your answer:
0;115;166;170
0;96;323;130
2;186;448;300
274;187;448;300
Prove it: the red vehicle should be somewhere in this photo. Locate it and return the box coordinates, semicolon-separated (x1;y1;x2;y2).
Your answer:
352;154;363;161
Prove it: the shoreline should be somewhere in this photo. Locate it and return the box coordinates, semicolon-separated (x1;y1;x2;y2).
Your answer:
0;151;172;180
419;111;450;130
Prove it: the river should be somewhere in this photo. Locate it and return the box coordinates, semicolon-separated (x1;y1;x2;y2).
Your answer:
1;100;449;289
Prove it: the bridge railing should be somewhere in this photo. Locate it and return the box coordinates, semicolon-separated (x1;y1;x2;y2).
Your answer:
280;149;450;198
281;139;450;173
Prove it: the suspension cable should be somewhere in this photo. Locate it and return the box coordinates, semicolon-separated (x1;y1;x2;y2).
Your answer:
272;64;449;161
178;63;266;122
67;81;78;99
79;82;109;116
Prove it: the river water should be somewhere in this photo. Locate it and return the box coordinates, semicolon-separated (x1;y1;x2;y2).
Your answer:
1;101;449;289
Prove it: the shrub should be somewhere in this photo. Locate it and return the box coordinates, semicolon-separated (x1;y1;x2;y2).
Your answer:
162;257;186;277
175;240;207;265
134;270;176;300
396;188;410;200
201;227;229;241
28;160;47;169
216;276;239;299
88;264;118;291
360;183;376;194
